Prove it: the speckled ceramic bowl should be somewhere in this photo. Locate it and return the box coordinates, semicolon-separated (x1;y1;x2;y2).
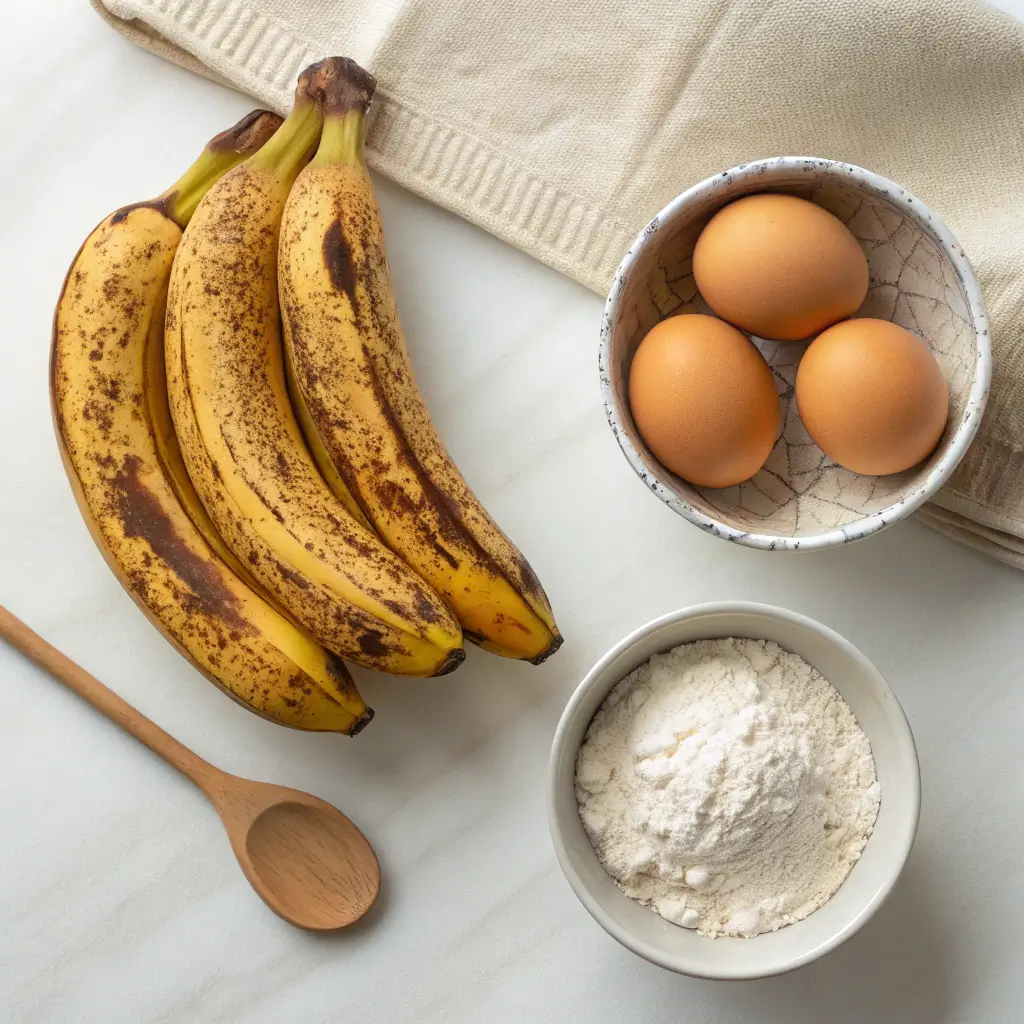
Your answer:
600;157;991;550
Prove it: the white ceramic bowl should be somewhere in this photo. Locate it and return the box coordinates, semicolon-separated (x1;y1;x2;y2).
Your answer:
548;602;920;979
599;157;991;551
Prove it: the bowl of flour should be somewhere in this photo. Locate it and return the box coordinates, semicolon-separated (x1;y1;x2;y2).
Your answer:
548;602;919;979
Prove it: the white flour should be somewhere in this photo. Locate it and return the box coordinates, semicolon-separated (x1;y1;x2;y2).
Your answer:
575;637;880;938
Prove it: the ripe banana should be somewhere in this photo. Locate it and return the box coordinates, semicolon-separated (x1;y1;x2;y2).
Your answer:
51;109;373;735
165;59;464;678
278;60;562;664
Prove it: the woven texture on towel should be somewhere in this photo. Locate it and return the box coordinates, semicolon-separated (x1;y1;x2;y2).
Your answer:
94;0;1024;567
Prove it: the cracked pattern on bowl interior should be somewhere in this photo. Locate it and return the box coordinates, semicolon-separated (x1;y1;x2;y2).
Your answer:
609;173;979;538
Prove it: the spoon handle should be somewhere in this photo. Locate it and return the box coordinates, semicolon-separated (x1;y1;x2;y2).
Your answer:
0;603;218;790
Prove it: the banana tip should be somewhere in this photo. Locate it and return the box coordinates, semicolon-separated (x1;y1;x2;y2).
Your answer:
529;633;564;666
208;109;284;156
436;647;467;676
349;706;375;736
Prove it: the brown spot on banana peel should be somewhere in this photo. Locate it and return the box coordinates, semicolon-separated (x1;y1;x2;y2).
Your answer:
82;397;114;438
274;560;311;589
356;629;389;658
411;588;444;625
376;478;460;570
322;221;360;320
495;612;531;636
110;454;250;632
101;274;125;302
100;374;122;403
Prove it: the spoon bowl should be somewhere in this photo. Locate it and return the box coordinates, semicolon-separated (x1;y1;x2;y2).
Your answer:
224;785;380;930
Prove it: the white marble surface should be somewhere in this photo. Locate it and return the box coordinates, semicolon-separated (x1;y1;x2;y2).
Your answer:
3;2;1024;1021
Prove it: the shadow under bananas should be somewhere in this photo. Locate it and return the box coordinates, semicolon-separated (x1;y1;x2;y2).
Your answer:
349;637;582;780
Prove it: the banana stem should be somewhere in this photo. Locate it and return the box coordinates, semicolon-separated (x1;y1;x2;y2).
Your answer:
162;109;283;227
246;90;324;184
311;57;377;167
313;110;366;167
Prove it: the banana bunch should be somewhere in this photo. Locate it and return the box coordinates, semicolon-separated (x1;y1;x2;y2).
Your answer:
52;110;373;734
52;56;561;734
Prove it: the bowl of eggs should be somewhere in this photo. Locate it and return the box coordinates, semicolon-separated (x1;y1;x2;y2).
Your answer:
599;157;991;550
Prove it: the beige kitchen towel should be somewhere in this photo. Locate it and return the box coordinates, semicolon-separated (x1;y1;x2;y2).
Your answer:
93;0;1024;567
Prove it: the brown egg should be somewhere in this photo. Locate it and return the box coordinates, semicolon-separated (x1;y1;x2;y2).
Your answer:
693;193;869;341
795;318;949;476
628;314;779;488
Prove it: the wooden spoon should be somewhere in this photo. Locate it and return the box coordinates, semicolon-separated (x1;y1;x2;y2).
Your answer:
0;604;380;931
